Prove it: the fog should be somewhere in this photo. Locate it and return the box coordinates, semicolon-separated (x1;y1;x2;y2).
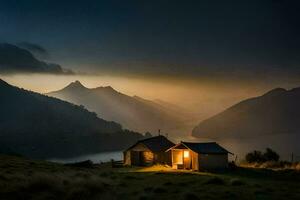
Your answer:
2;73;293;121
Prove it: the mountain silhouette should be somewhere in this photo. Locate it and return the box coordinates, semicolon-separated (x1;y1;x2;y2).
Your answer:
0;43;72;74
192;87;300;139
47;81;191;134
0;79;143;159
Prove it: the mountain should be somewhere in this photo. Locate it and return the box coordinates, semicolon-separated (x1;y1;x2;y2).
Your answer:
192;87;300;139
0;43;72;74
0;79;143;159
47;81;192;134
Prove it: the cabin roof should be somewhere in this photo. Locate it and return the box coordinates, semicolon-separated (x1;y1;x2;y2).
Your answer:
168;142;233;154
125;135;175;153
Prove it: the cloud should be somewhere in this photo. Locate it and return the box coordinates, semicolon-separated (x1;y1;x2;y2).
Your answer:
18;42;49;57
0;43;73;74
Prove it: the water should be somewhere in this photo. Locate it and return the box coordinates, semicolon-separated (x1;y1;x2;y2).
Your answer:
49;133;300;164
49;151;123;164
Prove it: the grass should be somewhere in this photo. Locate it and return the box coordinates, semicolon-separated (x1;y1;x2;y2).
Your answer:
0;154;300;200
240;161;300;170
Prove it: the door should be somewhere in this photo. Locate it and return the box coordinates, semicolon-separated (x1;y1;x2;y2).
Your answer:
131;151;140;166
183;150;192;169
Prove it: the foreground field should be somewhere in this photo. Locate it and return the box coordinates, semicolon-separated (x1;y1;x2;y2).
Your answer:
0;154;299;200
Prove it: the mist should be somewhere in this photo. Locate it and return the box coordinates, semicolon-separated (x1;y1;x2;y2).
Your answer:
2;73;300;122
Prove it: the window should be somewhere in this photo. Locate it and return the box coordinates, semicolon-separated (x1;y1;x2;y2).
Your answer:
184;150;189;158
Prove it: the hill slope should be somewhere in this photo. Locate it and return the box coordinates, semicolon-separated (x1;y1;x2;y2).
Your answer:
192;87;300;139
0;154;300;200
47;81;191;134
0;79;143;159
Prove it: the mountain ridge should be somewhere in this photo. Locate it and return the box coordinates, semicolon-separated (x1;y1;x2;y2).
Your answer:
192;87;300;139
47;81;192;135
0;79;143;159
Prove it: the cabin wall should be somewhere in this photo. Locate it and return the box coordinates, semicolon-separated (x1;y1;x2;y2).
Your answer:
142;151;154;165
124;151;131;165
171;149;196;169
154;151;172;166
191;151;199;171
171;150;183;169
125;143;174;166
124;143;154;166
198;154;228;169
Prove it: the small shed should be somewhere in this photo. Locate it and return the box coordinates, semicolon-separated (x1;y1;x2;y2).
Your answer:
167;142;232;170
124;135;174;166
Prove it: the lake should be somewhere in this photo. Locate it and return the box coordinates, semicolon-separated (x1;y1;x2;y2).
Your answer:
49;151;123;164
49;133;300;164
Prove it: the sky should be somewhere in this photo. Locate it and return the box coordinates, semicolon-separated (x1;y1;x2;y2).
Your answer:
1;0;300;117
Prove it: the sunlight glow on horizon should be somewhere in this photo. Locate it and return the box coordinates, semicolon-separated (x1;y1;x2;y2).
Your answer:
0;73;292;120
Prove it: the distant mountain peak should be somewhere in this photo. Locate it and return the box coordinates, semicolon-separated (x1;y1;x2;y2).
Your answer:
133;95;144;100
0;79;10;87
192;85;300;139
103;86;114;90
290;87;300;93
64;80;87;90
94;86;118;93
262;87;287;97
0;79;6;84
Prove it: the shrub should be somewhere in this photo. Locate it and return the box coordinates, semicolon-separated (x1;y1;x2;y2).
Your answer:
245;150;264;163
245;148;280;163
263;148;279;162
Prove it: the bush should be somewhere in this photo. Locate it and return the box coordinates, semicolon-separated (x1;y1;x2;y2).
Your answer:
245;148;280;163
263;148;279;162
245;150;264;163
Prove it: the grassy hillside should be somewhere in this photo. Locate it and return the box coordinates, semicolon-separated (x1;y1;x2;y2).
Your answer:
0;154;299;200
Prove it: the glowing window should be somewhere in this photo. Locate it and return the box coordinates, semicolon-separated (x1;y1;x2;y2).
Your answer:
183;150;189;158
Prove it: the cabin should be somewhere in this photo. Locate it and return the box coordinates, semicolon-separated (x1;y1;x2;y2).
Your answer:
166;142;232;170
124;135;175;166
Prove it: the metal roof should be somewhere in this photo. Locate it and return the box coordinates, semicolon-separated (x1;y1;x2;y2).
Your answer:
126;135;175;153
168;142;233;154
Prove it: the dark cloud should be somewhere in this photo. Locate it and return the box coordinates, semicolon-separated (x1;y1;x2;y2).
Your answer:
18;42;49;57
0;43;73;74
0;1;299;81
